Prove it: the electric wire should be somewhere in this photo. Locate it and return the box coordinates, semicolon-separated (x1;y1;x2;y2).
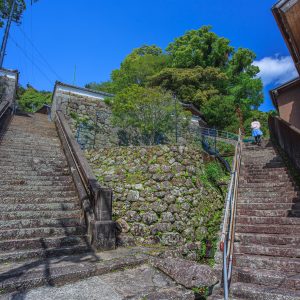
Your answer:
8;34;53;85
18;26;64;82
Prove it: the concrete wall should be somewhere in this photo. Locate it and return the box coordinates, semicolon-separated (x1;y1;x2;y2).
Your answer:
277;81;300;130
0;69;18;106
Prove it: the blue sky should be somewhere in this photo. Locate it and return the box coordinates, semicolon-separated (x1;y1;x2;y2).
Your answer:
1;0;299;111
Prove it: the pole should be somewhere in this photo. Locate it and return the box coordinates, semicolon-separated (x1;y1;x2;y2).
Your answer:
0;0;17;68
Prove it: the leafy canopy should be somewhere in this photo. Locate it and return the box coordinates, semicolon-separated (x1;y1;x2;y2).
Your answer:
111;85;191;145
17;84;52;112
88;26;267;133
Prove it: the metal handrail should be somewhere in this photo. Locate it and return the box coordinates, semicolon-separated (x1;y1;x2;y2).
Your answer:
199;127;239;142
219;129;242;300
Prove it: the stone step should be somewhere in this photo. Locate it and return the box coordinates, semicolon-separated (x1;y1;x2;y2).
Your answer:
0;185;75;192
240;174;290;180
0;179;74;186
236;224;300;235
0;190;77;198
0;154;65;161
0;218;83;231
235;232;300;246
235;254;300;273
0;170;71;176
0;202;79;212
0;161;68;168
235;243;300;258
237;216;300;226
238;186;299;193
0;254;146;295
237;209;300;218
0;226;86;241
240;168;289;175
0;196;79;205
0;235;88;252
239;182;295;188
0;210;81;221
237;202;300;210
234;267;300;290
0;145;62;152
0;244;91;264
230;282;300;300
238;195;300;203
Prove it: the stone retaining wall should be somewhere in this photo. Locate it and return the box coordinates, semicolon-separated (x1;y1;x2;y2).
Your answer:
52;83;118;148
86;144;224;260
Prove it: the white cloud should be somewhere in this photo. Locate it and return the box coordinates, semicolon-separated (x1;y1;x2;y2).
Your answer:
253;56;298;86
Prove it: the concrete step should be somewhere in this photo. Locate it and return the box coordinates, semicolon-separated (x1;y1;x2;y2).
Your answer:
234;267;300;290
0;235;88;252
235;254;300;273
0;226;86;240
235;243;300;258
0;210;81;221
230;282;300;300
0;218;83;231
235;232;300;246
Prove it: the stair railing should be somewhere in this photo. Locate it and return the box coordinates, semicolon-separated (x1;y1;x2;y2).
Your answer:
55;110;116;250
219;129;242;300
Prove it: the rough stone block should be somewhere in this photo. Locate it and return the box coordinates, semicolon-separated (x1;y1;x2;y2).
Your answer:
91;220;116;250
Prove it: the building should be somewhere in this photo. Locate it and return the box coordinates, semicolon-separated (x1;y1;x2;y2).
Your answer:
270;0;300;130
269;0;300;172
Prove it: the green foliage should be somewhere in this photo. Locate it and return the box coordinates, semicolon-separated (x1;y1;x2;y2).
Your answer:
200;160;229;188
0;0;26;27
17;85;51;112
111;85;191;145
88;26;265;133
166;26;234;69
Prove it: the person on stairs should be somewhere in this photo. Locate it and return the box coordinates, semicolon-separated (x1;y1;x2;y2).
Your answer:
251;119;263;146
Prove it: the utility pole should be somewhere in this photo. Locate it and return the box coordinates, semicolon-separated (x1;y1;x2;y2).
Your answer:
0;0;17;68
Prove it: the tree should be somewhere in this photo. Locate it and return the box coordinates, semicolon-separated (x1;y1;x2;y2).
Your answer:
0;0;26;28
166;26;234;69
110;45;168;92
148;66;227;107
17;84;52;112
111;85;191;145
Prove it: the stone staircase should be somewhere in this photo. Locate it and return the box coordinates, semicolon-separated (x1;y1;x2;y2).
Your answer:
227;142;300;299
0;113;92;266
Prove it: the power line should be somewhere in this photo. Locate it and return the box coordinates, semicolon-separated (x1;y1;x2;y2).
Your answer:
18;26;64;82
9;34;54;85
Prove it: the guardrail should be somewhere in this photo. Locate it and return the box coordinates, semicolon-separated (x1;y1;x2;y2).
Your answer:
199;127;239;142
219;129;242;300
55;110;116;250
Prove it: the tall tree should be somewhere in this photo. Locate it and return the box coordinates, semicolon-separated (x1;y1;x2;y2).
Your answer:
110;45;168;92
0;0;26;28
